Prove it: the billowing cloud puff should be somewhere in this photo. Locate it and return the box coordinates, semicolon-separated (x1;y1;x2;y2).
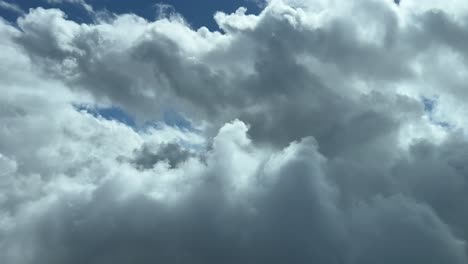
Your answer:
1;0;468;263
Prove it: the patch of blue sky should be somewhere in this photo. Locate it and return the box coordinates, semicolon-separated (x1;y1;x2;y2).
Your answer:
74;104;137;127
162;109;194;130
74;104;198;133
421;96;452;129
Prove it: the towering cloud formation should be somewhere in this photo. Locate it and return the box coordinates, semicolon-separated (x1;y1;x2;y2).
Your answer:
1;0;468;263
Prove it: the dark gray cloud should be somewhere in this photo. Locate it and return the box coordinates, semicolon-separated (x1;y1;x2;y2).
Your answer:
130;142;195;169
2;0;468;263
3;130;467;264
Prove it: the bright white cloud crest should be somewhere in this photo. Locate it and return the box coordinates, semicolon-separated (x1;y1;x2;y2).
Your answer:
1;0;468;263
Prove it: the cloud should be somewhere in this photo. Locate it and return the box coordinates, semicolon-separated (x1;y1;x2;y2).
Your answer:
46;0;93;13
0;0;24;14
2;0;468;263
130;142;197;169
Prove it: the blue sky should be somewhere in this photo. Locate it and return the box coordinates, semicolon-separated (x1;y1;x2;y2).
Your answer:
75;104;197;131
0;0;262;30
422;96;451;128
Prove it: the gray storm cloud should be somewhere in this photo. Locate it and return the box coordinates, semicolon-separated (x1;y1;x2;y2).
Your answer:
1;0;468;263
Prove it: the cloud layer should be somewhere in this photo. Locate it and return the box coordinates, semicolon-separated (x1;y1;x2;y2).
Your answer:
1;0;468;263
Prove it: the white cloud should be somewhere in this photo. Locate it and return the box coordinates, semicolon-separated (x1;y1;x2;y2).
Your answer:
2;0;468;262
0;0;23;14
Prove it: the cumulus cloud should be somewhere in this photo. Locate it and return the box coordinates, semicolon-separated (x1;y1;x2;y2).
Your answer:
1;0;468;263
